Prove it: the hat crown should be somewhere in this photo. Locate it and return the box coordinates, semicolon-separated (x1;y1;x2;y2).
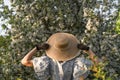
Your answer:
54;35;69;49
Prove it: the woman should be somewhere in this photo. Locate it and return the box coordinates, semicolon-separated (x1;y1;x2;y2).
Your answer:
21;32;99;80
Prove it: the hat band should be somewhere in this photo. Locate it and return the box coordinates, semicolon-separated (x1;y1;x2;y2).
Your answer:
53;41;72;51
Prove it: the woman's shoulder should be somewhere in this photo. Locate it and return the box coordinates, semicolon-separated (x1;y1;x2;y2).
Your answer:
73;56;93;79
32;55;50;62
32;56;51;79
74;56;93;67
32;56;50;70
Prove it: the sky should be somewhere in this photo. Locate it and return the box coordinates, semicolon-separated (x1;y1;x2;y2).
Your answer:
0;0;11;35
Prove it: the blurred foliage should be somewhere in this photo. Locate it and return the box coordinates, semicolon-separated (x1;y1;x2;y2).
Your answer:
115;12;120;34
0;0;120;80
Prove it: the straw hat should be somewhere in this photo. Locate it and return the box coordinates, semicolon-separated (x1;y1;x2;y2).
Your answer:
46;33;80;61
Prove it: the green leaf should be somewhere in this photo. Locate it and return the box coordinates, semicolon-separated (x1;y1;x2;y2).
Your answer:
1;24;7;30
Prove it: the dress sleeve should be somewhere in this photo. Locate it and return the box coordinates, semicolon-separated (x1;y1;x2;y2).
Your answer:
73;57;93;80
32;56;50;80
79;57;93;69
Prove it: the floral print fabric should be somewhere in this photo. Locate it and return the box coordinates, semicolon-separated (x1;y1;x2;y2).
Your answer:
32;56;92;80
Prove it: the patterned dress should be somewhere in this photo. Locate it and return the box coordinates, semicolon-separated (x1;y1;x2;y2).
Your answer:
32;55;93;80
